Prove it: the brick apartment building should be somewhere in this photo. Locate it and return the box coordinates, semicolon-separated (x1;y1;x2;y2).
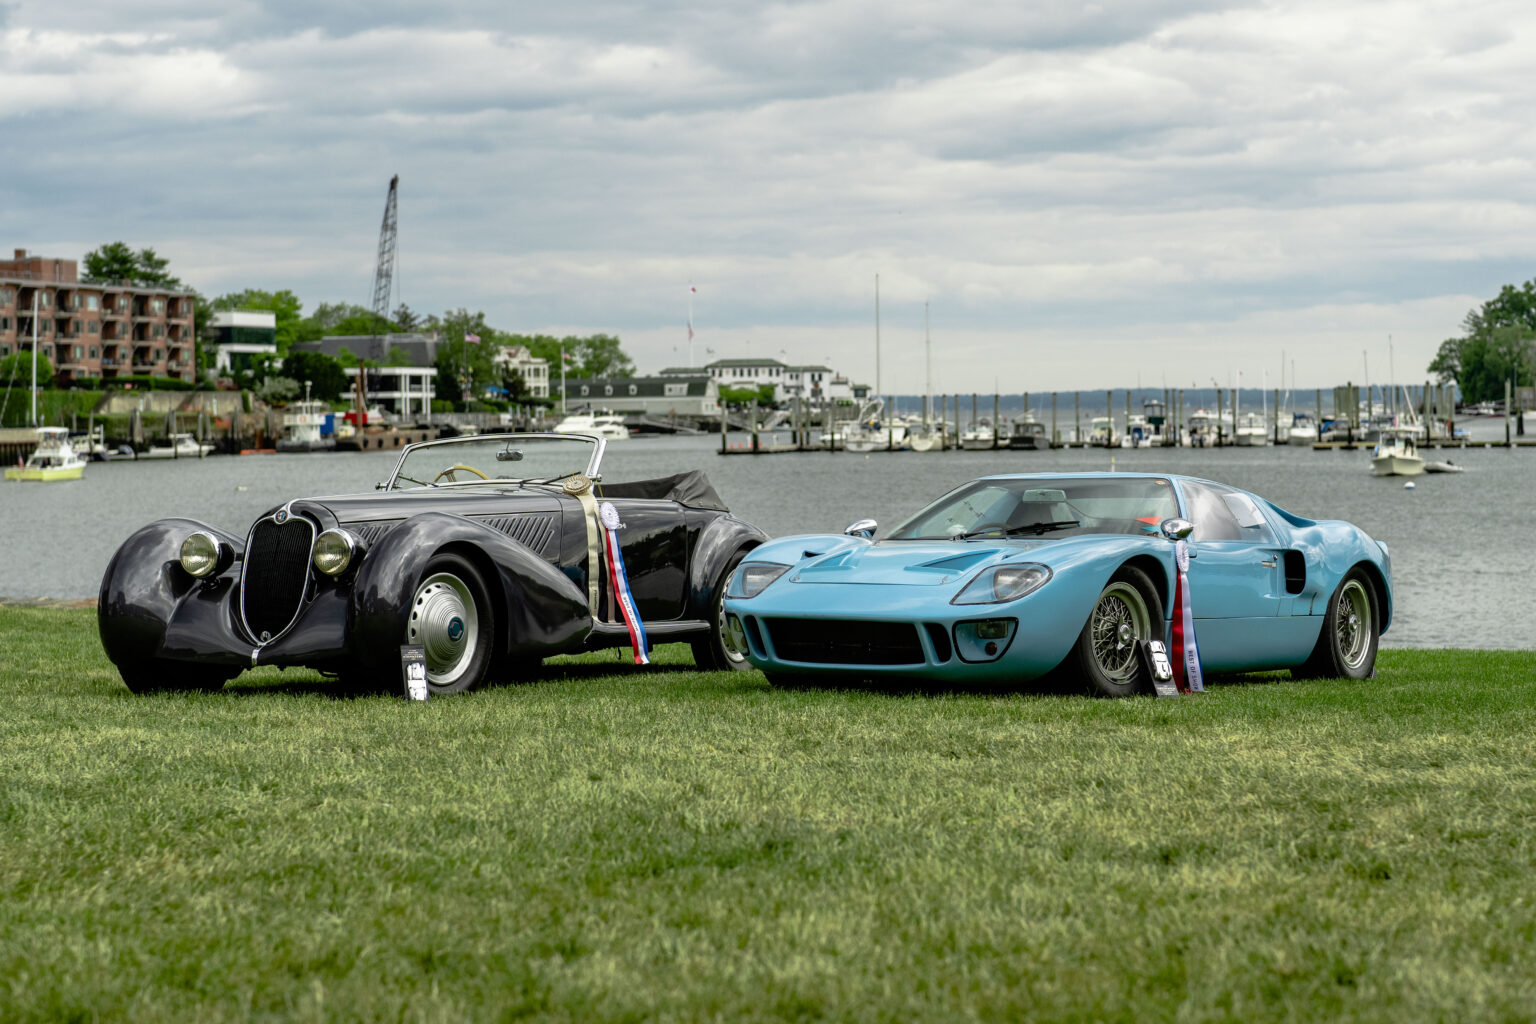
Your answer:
0;248;198;384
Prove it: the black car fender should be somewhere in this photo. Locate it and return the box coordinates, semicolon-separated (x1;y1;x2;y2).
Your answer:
98;517;245;669
686;515;769;618
348;511;592;670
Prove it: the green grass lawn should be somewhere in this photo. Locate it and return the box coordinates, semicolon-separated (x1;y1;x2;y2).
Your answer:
2;607;1534;1022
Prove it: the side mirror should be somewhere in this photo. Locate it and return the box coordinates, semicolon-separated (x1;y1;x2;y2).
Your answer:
844;518;877;540
1160;517;1194;541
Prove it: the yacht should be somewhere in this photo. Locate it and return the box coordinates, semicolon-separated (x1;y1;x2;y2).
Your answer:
1006;416;1049;450
1234;412;1269;446
5;427;87;482
138;433;216;459
554;411;631;441
1187;409;1217;447
1285;411;1319;445
1120;414;1150;448
1088;415;1115;447
1371;427;1425;476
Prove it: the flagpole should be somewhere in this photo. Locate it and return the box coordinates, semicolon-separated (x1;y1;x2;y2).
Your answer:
560;343;567;414
30;291;38;427
687;282;695;368
874;273;881;397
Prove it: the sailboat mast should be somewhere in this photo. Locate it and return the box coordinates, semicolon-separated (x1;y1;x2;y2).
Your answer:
925;301;932;425
874;273;881;397
30;291;38;427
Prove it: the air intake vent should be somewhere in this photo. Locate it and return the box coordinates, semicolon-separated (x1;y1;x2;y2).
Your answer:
241;514;315;642
765;618;925;665
924;623;953;663
475;512;558;556
348;521;397;546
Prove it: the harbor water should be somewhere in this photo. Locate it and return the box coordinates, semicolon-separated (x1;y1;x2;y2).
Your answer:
2;434;1529;651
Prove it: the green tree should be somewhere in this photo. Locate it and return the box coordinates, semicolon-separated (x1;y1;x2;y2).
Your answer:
719;384;775;408
212;289;306;355
1;351;54;386
1430;279;1536;403
82;242;185;288
279;350;349;402
515;333;635;379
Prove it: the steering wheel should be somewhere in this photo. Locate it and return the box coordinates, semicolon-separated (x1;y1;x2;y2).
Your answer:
432;464;489;484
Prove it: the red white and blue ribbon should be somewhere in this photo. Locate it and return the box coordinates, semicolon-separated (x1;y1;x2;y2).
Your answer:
599;501;650;665
1171;539;1204;693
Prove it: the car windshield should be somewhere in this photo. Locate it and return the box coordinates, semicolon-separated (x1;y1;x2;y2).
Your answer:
886;476;1181;540
388;434;602;490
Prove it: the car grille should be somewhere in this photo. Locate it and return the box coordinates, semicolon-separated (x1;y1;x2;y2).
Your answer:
241;513;315;642
764;617;925;665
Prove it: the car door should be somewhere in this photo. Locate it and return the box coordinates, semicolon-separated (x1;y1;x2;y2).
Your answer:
1177;480;1293;670
605;499;687;620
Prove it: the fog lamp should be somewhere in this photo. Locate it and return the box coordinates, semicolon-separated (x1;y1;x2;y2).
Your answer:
975;620;1011;640
312;529;356;577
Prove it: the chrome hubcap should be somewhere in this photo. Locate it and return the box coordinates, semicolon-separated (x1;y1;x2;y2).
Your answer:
1335;579;1372;670
409;572;478;685
1091;582;1150;682
716;582;748;664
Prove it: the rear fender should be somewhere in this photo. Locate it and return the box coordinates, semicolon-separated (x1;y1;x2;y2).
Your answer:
349;511;590;670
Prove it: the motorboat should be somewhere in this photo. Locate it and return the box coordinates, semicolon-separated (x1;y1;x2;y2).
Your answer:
1006;416;1049;450
842;399;908;453
276;397;335;453
1088;415;1115;447
1370;427;1425;476
958;419;996;450
138;433;216;459
554;411;630;441
1120;414;1150;448
5;427;87;481
1234;412;1269;446
1285;412;1319;445
1187;409;1217;447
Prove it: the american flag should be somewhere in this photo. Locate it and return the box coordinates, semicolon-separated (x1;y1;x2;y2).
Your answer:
465;332;480;344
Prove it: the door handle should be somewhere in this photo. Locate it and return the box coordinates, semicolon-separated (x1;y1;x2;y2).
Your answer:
1260;559;1277;568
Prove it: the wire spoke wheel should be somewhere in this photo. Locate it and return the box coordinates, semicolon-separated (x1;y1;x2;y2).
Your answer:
409;571;480;686
1334;578;1373;672
1089;581;1151;683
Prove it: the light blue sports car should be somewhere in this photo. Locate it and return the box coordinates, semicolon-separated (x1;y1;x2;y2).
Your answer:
721;473;1391;696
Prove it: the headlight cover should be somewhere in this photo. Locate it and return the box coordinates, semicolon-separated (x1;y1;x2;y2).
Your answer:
728;562;792;598
312;528;357;577
951;563;1052;605
179;531;222;578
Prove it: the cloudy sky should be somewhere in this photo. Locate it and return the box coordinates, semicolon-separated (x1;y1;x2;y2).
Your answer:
3;0;1533;393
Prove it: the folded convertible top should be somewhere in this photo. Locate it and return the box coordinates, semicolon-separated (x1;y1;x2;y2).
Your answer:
595;469;729;511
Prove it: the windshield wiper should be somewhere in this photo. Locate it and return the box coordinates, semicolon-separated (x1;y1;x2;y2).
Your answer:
952;520;1080;541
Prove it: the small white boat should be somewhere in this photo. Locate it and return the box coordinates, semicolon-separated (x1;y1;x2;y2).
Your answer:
1424;459;1465;474
905;421;941;452
139;433;216;459
1371;428;1425;476
1234;412;1269;446
1088;415;1115;447
554;411;630;441
1286;412;1319;445
959;419;996;450
1187;409;1217;447
5;427;87;482
1007;416;1049;450
1120;414;1150;448
842;399;908;452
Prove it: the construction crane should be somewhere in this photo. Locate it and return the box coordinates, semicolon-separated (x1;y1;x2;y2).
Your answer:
371;175;399;338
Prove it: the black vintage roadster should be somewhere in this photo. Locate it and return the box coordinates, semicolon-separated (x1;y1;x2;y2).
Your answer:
99;433;767;694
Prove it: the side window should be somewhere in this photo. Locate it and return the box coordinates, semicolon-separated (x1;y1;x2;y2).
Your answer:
1182;482;1273;542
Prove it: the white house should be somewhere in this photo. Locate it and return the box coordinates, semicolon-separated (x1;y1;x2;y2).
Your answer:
492;344;550;399
208;310;278;376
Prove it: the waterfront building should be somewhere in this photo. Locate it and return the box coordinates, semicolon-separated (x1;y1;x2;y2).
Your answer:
0;248;197;384
657;357;866;408
207;310;278;376
562;375;719;418
491;344;550;398
290;333;437;419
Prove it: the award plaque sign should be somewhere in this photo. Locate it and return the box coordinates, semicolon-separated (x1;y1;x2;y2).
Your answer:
400;645;429;701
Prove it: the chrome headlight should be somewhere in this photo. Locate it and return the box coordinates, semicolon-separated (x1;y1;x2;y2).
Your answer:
951;563;1052;605
179;531;222;578
728;562;791;598
312;529;357;577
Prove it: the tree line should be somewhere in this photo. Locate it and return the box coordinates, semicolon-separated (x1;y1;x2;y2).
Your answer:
69;243;637;409
1429;278;1536;404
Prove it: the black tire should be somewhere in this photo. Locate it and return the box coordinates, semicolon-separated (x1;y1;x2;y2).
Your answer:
1067;566;1165;698
408;552;495;695
1294;569;1379;680
691;551;753;671
118;661;235;694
